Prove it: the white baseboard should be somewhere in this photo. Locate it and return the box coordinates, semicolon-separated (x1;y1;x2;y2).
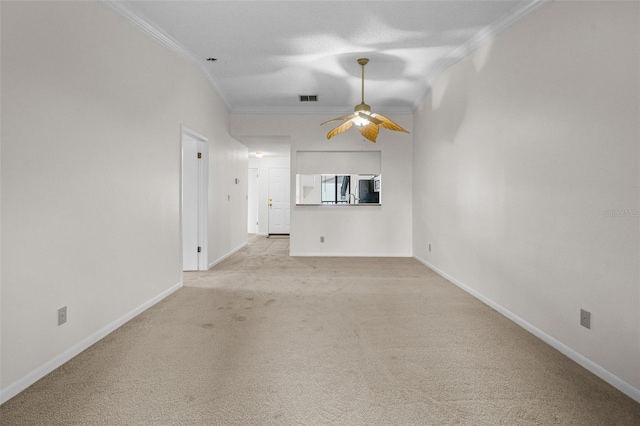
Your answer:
413;255;640;404
290;252;413;257
208;241;247;269
0;282;182;404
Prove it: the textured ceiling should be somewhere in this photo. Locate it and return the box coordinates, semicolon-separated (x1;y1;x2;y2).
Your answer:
108;1;547;156
115;0;545;117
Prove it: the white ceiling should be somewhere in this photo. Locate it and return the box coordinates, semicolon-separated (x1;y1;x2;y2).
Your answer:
110;0;546;155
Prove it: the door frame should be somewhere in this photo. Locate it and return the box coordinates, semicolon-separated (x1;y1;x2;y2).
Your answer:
268;167;291;235
181;125;208;271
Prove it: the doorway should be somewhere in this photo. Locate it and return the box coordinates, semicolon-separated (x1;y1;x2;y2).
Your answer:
181;126;208;271
268;168;290;235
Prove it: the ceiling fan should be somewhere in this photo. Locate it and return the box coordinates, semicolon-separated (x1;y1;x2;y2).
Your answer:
321;58;409;143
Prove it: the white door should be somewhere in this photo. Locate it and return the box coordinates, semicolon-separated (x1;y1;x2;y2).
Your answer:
268;168;290;234
247;168;258;234
181;127;208;271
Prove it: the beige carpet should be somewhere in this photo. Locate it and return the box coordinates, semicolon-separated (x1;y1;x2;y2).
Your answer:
2;235;639;425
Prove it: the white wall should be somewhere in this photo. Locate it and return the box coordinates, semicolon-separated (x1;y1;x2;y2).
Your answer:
413;0;640;397
231;114;413;256
1;0;247;400
207;138;249;266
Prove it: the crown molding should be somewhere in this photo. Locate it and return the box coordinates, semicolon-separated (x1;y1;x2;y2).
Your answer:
100;0;232;110
412;0;552;111
229;105;413;116
101;0;549;116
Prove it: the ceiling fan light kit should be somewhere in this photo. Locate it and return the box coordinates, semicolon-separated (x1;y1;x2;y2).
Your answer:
321;58;409;143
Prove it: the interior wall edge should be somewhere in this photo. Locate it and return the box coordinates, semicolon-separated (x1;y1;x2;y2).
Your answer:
413;255;640;404
0;282;183;405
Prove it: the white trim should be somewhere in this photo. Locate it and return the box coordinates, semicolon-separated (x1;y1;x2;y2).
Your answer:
413;255;640;404
229;105;413;116
100;0;231;110
413;0;551;110
180;125;208;143
208;242;248;269
0;282;182;404
197;140;209;271
181;125;209;271
291;252;412;257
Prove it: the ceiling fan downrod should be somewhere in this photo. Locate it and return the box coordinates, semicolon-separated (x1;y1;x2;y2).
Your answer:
358;58;368;104
355;58;370;114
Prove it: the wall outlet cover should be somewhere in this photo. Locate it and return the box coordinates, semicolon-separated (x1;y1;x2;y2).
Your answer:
58;306;67;326
580;308;591;329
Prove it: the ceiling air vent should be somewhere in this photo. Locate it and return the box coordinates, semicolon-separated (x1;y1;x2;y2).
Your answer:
299;95;318;102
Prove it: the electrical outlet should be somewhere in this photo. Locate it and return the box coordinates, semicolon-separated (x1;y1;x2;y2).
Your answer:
580;309;591;329
58;306;67;326
320;236;324;243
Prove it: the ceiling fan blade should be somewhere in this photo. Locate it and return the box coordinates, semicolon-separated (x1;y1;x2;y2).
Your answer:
358;112;382;125
371;113;409;133
358;122;379;143
321;114;356;126
320;59;408;142
327;119;355;140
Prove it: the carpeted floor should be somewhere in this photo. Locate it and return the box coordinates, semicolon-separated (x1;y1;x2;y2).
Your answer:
1;235;639;425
